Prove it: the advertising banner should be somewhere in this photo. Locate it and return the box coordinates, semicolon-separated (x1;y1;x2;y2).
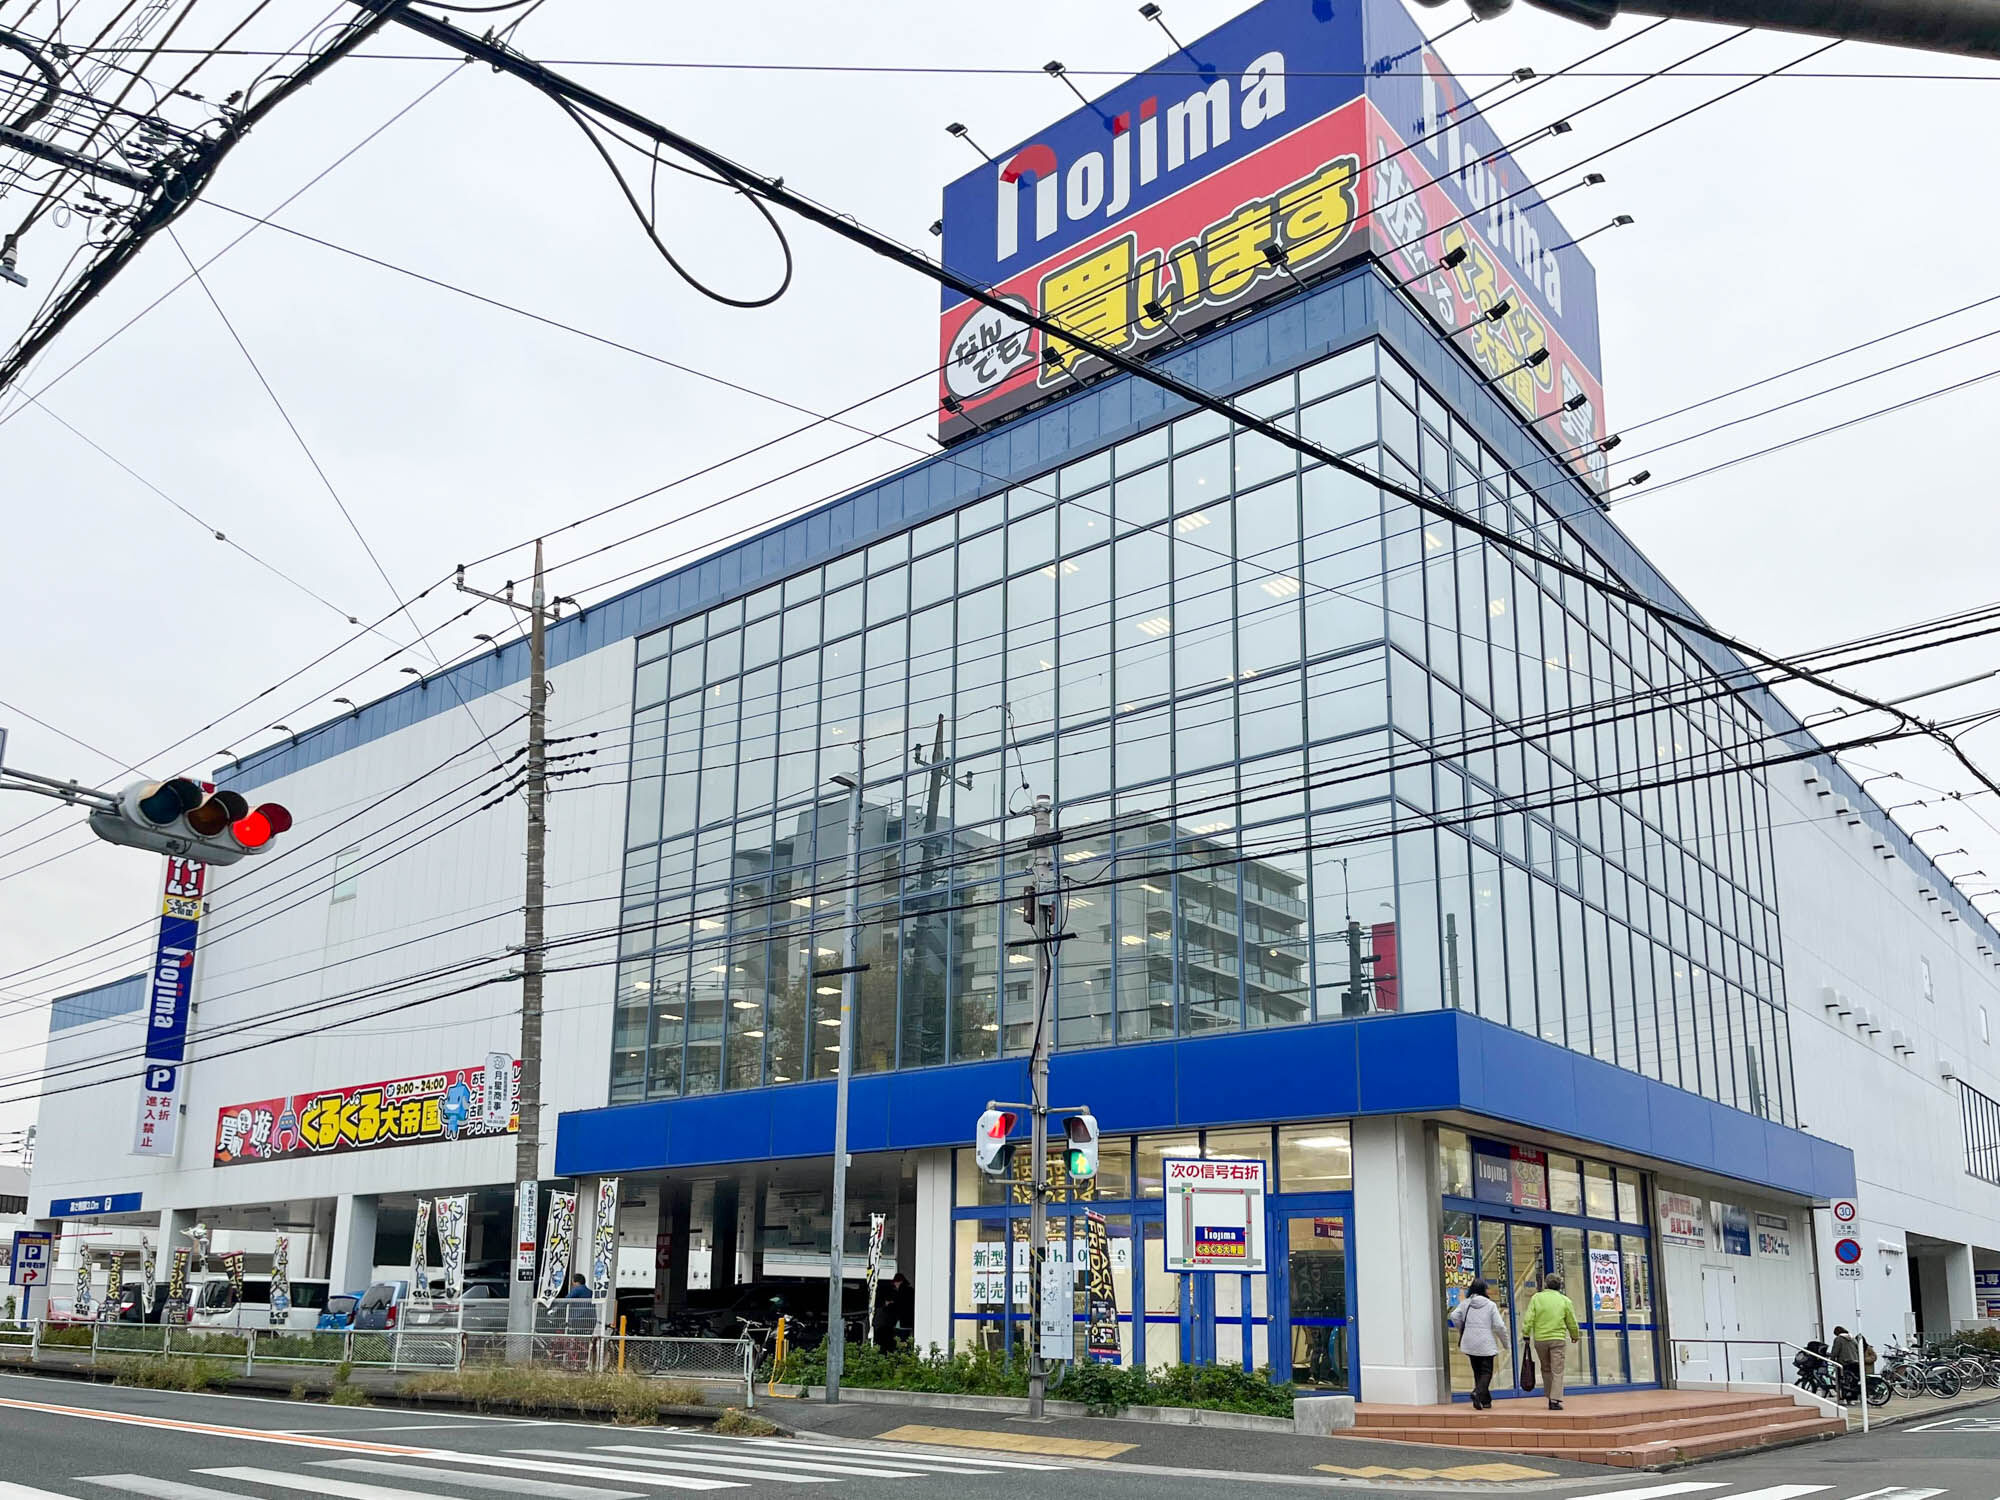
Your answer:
1657;1191;1708;1249
164;1248;189;1323
591;1180;621;1300
138;1236;156;1318
538;1190;578;1307
1442;1229;1476;1314
1976;1267;2000;1317
104;1255;122;1319
1163;1156;1267;1272
411;1200;433;1299
515;1181;539;1284
1717;1202;1752;1257
1084;1210;1120;1359
1588;1246;1624;1316
73;1258;92;1320
212;1057;519;1166
935;0;1605;481
1472;1140;1549;1210
268;1236;290;1316
221;1250;244;1307
133;857;206;1157
1755;1211;1793;1259
434;1196;468;1302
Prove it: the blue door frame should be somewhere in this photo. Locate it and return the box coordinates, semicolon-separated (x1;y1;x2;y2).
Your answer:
1266;1191;1358;1397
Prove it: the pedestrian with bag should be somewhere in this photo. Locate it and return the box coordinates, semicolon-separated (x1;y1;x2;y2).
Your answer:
1522;1273;1582;1410
1450;1279;1508;1409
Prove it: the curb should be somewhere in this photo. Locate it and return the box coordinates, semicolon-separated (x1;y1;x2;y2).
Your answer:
0;1350;730;1425
1847;1390;1999;1432
765;1382;1297;1432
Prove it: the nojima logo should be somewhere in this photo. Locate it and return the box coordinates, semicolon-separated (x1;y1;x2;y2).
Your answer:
993;56;1291;266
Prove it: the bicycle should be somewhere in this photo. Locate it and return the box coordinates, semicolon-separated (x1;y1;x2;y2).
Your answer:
1880;1341;1963;1398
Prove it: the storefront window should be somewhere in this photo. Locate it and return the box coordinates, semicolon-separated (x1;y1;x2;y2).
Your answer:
1584;1160;1617;1220
1435;1128;1472;1198
1547;1154;1583;1216
1616;1169;1643;1224
1280;1123;1354;1192
1137;1132;1200;1196
1093;1136;1134;1200
1204;1127;1272;1162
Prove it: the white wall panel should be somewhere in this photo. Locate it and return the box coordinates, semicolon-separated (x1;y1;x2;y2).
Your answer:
32;636;635;1217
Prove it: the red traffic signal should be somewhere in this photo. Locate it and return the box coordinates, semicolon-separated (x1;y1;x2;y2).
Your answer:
230;803;292;851
92;780;293;865
974;1108;1018;1178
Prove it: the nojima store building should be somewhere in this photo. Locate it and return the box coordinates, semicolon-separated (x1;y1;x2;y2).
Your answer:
32;0;2000;1401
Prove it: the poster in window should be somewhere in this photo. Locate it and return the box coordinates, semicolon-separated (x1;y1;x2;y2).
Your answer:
1084;1210;1120;1360
1587;1246;1624;1317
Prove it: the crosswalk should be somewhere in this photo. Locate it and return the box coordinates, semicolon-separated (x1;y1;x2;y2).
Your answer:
1563;1484;1960;1500
4;1432;1068;1499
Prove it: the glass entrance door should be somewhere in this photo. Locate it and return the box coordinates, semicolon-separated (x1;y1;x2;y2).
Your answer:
1281;1213;1351;1392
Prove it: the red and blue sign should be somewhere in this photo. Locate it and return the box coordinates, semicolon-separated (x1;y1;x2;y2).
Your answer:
1834;1237;1864;1265
936;0;1606;485
1193;1224;1250;1258
133;857;205;1158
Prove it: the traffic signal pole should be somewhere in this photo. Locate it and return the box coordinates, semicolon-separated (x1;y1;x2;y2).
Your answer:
455;541;552;1351
824;744;865;1402
1026;793;1056;1418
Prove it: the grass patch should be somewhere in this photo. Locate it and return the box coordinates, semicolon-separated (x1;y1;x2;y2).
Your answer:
399;1367;703;1425
107;1356;232;1393
773;1341;1297;1419
714;1407;780;1437
257;1332;350;1365
38;1325;95;1348
329;1383;372;1406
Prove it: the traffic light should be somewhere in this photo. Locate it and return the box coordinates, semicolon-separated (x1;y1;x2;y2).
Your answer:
974;1108;1018;1179
1063;1113;1099;1181
88;779;293;866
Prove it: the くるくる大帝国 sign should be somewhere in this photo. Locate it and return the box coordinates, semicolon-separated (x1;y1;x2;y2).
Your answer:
212;1058;518;1166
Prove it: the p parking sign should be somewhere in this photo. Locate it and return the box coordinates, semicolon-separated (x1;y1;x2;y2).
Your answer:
10;1230;52;1286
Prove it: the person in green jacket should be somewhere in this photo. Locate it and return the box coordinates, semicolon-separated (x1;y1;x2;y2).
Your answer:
1523;1274;1582;1409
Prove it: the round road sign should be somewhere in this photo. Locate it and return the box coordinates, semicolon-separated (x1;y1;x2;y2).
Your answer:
1833;1199;1859;1224
1834;1236;1863;1265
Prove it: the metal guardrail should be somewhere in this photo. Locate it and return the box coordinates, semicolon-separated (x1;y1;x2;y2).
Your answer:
1669;1336;1867;1428
0;1321;756;1405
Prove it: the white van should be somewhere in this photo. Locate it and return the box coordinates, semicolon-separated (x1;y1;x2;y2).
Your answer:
187;1275;332;1330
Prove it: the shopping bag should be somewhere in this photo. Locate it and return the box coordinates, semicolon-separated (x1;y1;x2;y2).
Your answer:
1519;1340;1537;1392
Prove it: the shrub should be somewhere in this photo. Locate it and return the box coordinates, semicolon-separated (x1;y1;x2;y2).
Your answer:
108;1356;230;1392
38;1325;94;1348
772;1338;1295;1417
329;1383;372;1406
714;1407;781;1437
399;1367;702;1425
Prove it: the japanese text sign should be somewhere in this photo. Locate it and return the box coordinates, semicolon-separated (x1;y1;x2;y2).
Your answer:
1162;1156;1267;1272
132;857;206;1158
212;1057;518;1166
936;0;1604;481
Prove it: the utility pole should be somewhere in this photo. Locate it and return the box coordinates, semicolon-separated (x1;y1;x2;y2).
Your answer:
456;540;552;1349
1026;792;1057;1417
823;744;864;1402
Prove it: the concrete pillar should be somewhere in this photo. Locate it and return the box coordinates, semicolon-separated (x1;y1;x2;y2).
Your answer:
1352;1116;1443;1405
712;1179;739;1295
327;1195;377;1293
912;1150;952;1354
663;1182;691;1312
1942;1242;1979;1332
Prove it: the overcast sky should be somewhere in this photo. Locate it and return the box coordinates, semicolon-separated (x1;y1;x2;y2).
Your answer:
4;0;1999;1154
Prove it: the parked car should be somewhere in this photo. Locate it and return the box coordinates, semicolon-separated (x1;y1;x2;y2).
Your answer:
189;1277;331;1330
317;1291;363;1331
351;1281;410;1331
404;1279;509;1331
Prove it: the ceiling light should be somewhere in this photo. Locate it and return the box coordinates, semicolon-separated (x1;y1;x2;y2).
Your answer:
1135;616;1173;638
1259;576;1301;599
731;1000;759;1010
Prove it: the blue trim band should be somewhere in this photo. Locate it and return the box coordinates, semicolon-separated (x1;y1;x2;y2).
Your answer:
555;1008;1855;1201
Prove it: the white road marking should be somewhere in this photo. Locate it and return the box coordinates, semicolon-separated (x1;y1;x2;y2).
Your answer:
285;1422;550;1434
77;1480;248;1500
595;1445;943;1478
728;1437;1068;1471
1702;1489;1830;1500
1553;1486;1727;1500
0;1485;83;1499
515;1448;847;1484
317;1459;645;1500
201;1471;442;1500
390;1452;743;1491
1843;1491;1948;1500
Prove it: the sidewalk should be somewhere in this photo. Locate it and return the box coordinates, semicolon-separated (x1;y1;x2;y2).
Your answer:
1844;1387;1999;1431
762;1389;1608;1485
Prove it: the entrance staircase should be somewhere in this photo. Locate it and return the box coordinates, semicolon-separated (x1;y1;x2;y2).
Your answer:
1343;1390;1846;1467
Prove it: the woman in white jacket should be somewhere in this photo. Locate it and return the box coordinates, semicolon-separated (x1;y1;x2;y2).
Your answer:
1450;1279;1509;1410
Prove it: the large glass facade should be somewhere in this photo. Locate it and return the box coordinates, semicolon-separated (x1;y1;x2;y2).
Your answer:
610;337;1794;1127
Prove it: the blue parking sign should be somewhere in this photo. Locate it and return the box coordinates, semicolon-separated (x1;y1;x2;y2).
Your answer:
10;1230;52;1286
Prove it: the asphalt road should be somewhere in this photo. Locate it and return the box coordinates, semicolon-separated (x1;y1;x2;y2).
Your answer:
0;1372;1992;1500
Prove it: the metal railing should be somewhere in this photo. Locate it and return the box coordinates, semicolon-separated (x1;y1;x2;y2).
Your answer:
0;1321;756;1405
1670;1336;1838;1389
